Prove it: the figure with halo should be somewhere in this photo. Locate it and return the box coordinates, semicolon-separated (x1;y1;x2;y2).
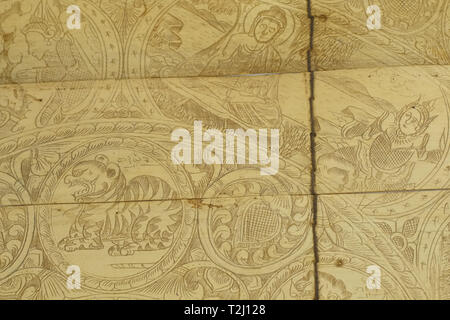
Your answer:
201;5;288;76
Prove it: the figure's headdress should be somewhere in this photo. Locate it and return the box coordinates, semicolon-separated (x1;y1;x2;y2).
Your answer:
22;1;63;40
396;97;438;136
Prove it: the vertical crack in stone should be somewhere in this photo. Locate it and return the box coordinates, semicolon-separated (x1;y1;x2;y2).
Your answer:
307;0;319;301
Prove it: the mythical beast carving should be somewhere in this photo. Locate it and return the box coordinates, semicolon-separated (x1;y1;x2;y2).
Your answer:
58;154;182;256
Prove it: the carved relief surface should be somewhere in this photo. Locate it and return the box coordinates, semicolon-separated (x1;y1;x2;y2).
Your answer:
1;0;450;302
312;0;450;70
0;70;314;299
0;73;311;206
317;190;450;300
0;0;308;84
314;65;450;300
0;195;314;299
315;65;450;195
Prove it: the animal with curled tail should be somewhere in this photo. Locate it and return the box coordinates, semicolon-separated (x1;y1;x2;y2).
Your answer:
58;154;182;256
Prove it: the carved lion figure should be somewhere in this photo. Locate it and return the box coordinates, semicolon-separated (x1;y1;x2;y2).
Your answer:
58;154;183;256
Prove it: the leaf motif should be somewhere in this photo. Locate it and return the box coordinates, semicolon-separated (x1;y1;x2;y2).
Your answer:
102;0;147;40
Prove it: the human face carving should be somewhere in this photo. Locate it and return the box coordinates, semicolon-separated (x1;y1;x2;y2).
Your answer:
254;18;280;43
26;32;48;60
399;107;422;135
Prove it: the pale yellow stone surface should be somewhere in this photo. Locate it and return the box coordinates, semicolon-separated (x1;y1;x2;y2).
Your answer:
0;195;314;299
0;73;311;206
1;0;450;301
314;65;450;299
317;190;450;300
0;0;308;84
315;65;450;194
312;0;450;71
0;69;313;298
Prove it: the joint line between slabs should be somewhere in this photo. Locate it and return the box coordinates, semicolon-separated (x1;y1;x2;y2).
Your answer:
307;0;320;301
